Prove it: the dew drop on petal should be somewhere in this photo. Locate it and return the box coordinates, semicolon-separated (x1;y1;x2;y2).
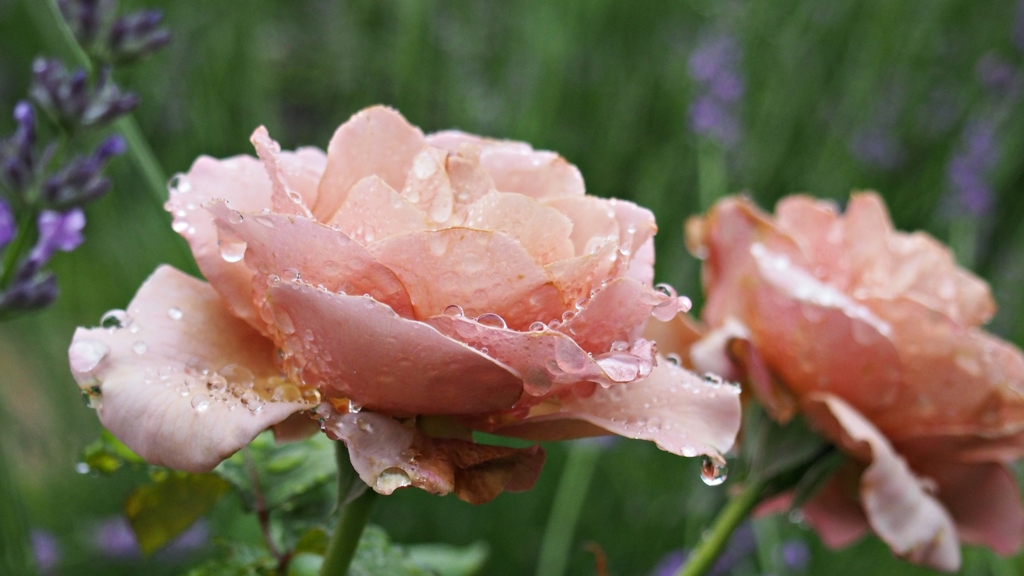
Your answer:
610;340;630;353
376;467;412;492
167;307;184;320
219;238;247;262
476;313;506;329
654;283;677;299
283;268;301;282
191;394;211;412
168;174;193;195
700;456;728;486
529;321;546;332
356;417;373;433
443;304;464;318
348;399;362;413
100;309;128;330
665;353;682;366
207;374;228;394
132;341;147;355
228;210;244;224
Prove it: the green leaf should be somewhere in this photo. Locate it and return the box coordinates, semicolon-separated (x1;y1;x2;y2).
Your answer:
214;431;338;511
349;525;431;576
125;471;231;555
406;541;490;576
80;429;144;474
789;448;847;510
742;403;829;484
293;527;330;555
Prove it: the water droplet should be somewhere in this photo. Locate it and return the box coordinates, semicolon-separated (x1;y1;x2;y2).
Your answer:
702;373;724;387
241;391;262;412
610;340;630;352
185;357;211;376
348;399;362;413
654;283;677;299
561;310;576;323
273;307;296;334
128;322;141;334
356;417;374;432
302;388;321;404
132;341;147;355
69;339;110;374
413;150;438;179
100;309;128;330
666;353;682;366
167;307;184;320
574;297;590;310
443;305;464;318
168;174;193;195
375;467;412;492
283;268;301;282
219;238;247;262
681;446;697;457
476;313;507;329
700;456;728;486
228;210;244;224
191;394;211;412
529;321;546;332
172;220;190;233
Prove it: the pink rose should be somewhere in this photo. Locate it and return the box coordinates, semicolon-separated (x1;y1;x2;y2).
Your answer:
680;193;1024;570
68;106;740;504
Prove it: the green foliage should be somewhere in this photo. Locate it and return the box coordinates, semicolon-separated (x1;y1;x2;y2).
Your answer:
125;471;230;555
80;429;144;474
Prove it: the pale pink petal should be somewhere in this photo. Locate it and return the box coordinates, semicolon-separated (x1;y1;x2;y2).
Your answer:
320;409;544;504
313;106;426;222
425;311;657;396
402;146;454;223
545;239;618;304
688;318;749;383
206;202;414;320
464;192;574;265
803;394;962;571
426;130;585;201
643;314;706;370
774;195;850;287
67;266;307;473
543;196;620;257
367;228;565;328
279;147;327;208
265;280;523;416
625;237;655;286
482;359;741;460
558;277;665;354
326;176;431;245
800;474;872;548
250;126;313;217
606;198;657;278
909;461;1024;555
165;155;271;330
444;145;497;222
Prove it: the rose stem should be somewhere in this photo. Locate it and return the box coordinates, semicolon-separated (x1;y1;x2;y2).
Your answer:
535;439;603;576
36;0;171;206
319;442;377;576
674;478;767;576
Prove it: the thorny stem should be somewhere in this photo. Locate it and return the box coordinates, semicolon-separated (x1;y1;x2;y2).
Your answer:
674;478;767;576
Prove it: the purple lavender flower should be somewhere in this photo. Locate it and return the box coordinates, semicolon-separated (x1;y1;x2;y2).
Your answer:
649;522;757;576
42;135;126;207
850;127;905;170
779;539;810;571
0;199;14;249
687;33;745;149
31;529;61;574
947;120;998;216
59;0;171;64
0;101;37;194
31;59;139;130
92;516;208;560
27;208;86;269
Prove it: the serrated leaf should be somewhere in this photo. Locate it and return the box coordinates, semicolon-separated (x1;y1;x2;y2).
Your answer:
214;431;337;511
406;541;490;576
125;472;230;555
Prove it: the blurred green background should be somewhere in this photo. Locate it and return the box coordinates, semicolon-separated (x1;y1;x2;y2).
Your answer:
3;0;1024;574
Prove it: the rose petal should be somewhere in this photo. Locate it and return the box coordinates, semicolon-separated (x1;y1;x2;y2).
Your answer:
280;147;327;208
464;191;575;265
803;394;961;571
313;106;426;222
425;311;657;396
687;318;749;383
165;155;271;329
367;228;564;328
558;277;664;353
909;461;1024;555
606;198;657;278
68;266;307;473
265;280;523;415
207;202;415;320
321;409;545;504
445;145;497;222
643;314;705;370
800;473;872;548
545;239;618;304
543;196;620;257
481;359;741;460
625;237;655;286
402;146;455;223
326;175;431;245
250;126;314;217
427;130;585;200
774;195;849;287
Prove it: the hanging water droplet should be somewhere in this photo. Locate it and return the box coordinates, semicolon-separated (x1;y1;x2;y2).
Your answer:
219;238;247;262
167;307;184;320
476;313;507;329
100;309;128;330
443;305;464;318
681;446;698;457
191;394;211;412
132;341;147;355
529;321;546;332
375;467;412;492
69;339;110;374
700;456;728;486
666;353;682;366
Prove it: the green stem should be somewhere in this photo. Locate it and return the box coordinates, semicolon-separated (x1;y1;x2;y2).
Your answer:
535;440;603;576
675;479;766;576
319;443;376;576
697;138;728;211
37;0;170;207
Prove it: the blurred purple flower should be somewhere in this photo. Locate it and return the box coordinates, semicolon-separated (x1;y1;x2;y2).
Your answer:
687;33;744;149
650;549;687;576
0;199;14;249
779;539;810;571
28;208;85;268
649;522;757;576
92;516;208;561
947;120;998;216
850;127;905;170
31;529;61;574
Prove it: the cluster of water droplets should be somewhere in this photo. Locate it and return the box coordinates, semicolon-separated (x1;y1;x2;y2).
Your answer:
168;175;199;236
